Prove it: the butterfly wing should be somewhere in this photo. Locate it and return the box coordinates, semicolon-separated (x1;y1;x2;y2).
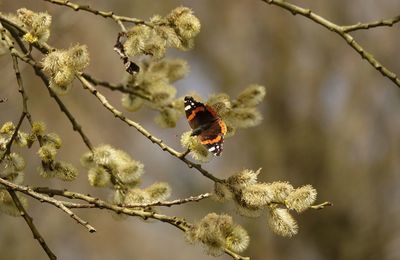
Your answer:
184;96;227;156
198;119;226;156
185;96;205;129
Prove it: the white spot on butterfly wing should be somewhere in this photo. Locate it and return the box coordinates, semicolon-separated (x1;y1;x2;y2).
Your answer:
185;105;191;111
208;146;216;152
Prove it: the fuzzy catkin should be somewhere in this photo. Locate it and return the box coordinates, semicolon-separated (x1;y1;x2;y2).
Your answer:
42;45;89;95
187;213;249;255
180;131;212;162
268;208;298;237
285;185;317;212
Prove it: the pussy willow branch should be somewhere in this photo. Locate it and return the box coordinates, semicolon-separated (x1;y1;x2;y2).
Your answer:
81;73;153;102
262;0;400;88
0;19;94;152
0;39;95;234
342;14;400;33
0;177;96;233
0;29;57;260
62;192;212;208
0;28;26;162
7;189;57;260
31;187;248;260
123;192;212;208
43;0;151;32
0;112;25;163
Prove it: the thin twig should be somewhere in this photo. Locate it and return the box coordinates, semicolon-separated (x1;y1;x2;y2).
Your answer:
42;0;151;32
310;201;332;210
81;73;153;101
122;193;212;208
41;193;212;209
7;189;57;260
262;0;400;88
223;248;250;260
342;14;400;32
0;112;25;163
33;187;192;230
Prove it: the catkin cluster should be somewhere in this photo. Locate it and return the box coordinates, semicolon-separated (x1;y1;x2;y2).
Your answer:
180;85;266;162
0;122;31;215
124;6;201;59
122;58;188;127
34;122;78;181
15;8;51;44
42;44;90;95
187;213;250;256
214;169;317;237
81;145;171;206
208;84;266;135
0;152;27;216
0;121;30;151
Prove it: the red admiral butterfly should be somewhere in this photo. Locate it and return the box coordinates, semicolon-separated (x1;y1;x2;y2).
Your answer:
184;96;227;156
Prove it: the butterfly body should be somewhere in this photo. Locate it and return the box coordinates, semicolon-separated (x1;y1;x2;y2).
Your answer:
184;96;227;156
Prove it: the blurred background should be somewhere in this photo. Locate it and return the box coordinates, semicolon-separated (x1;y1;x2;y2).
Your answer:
1;0;400;259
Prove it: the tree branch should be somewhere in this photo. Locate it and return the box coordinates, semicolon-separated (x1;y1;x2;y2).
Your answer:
122;192;212;208
342;14;400;33
262;0;400;88
7;189;57;260
32;187;249;259
42;0;151;32
81;73;153;101
0;177;96;233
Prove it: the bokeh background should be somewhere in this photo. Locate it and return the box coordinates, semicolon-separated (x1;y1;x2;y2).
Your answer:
1;0;400;259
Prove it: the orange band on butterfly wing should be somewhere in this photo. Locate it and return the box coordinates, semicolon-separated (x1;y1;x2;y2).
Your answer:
218;119;227;135
187;106;205;122
200;135;222;145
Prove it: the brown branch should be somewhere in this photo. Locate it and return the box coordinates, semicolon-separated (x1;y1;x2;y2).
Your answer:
32;187;249;259
7;189;57;260
262;0;400;88
63;193;212;209
81;73;153;101
122;193;212;208
43;0;151;32
0;177;96;232
33;187;192;230
0;112;26;163
342;14;400;33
